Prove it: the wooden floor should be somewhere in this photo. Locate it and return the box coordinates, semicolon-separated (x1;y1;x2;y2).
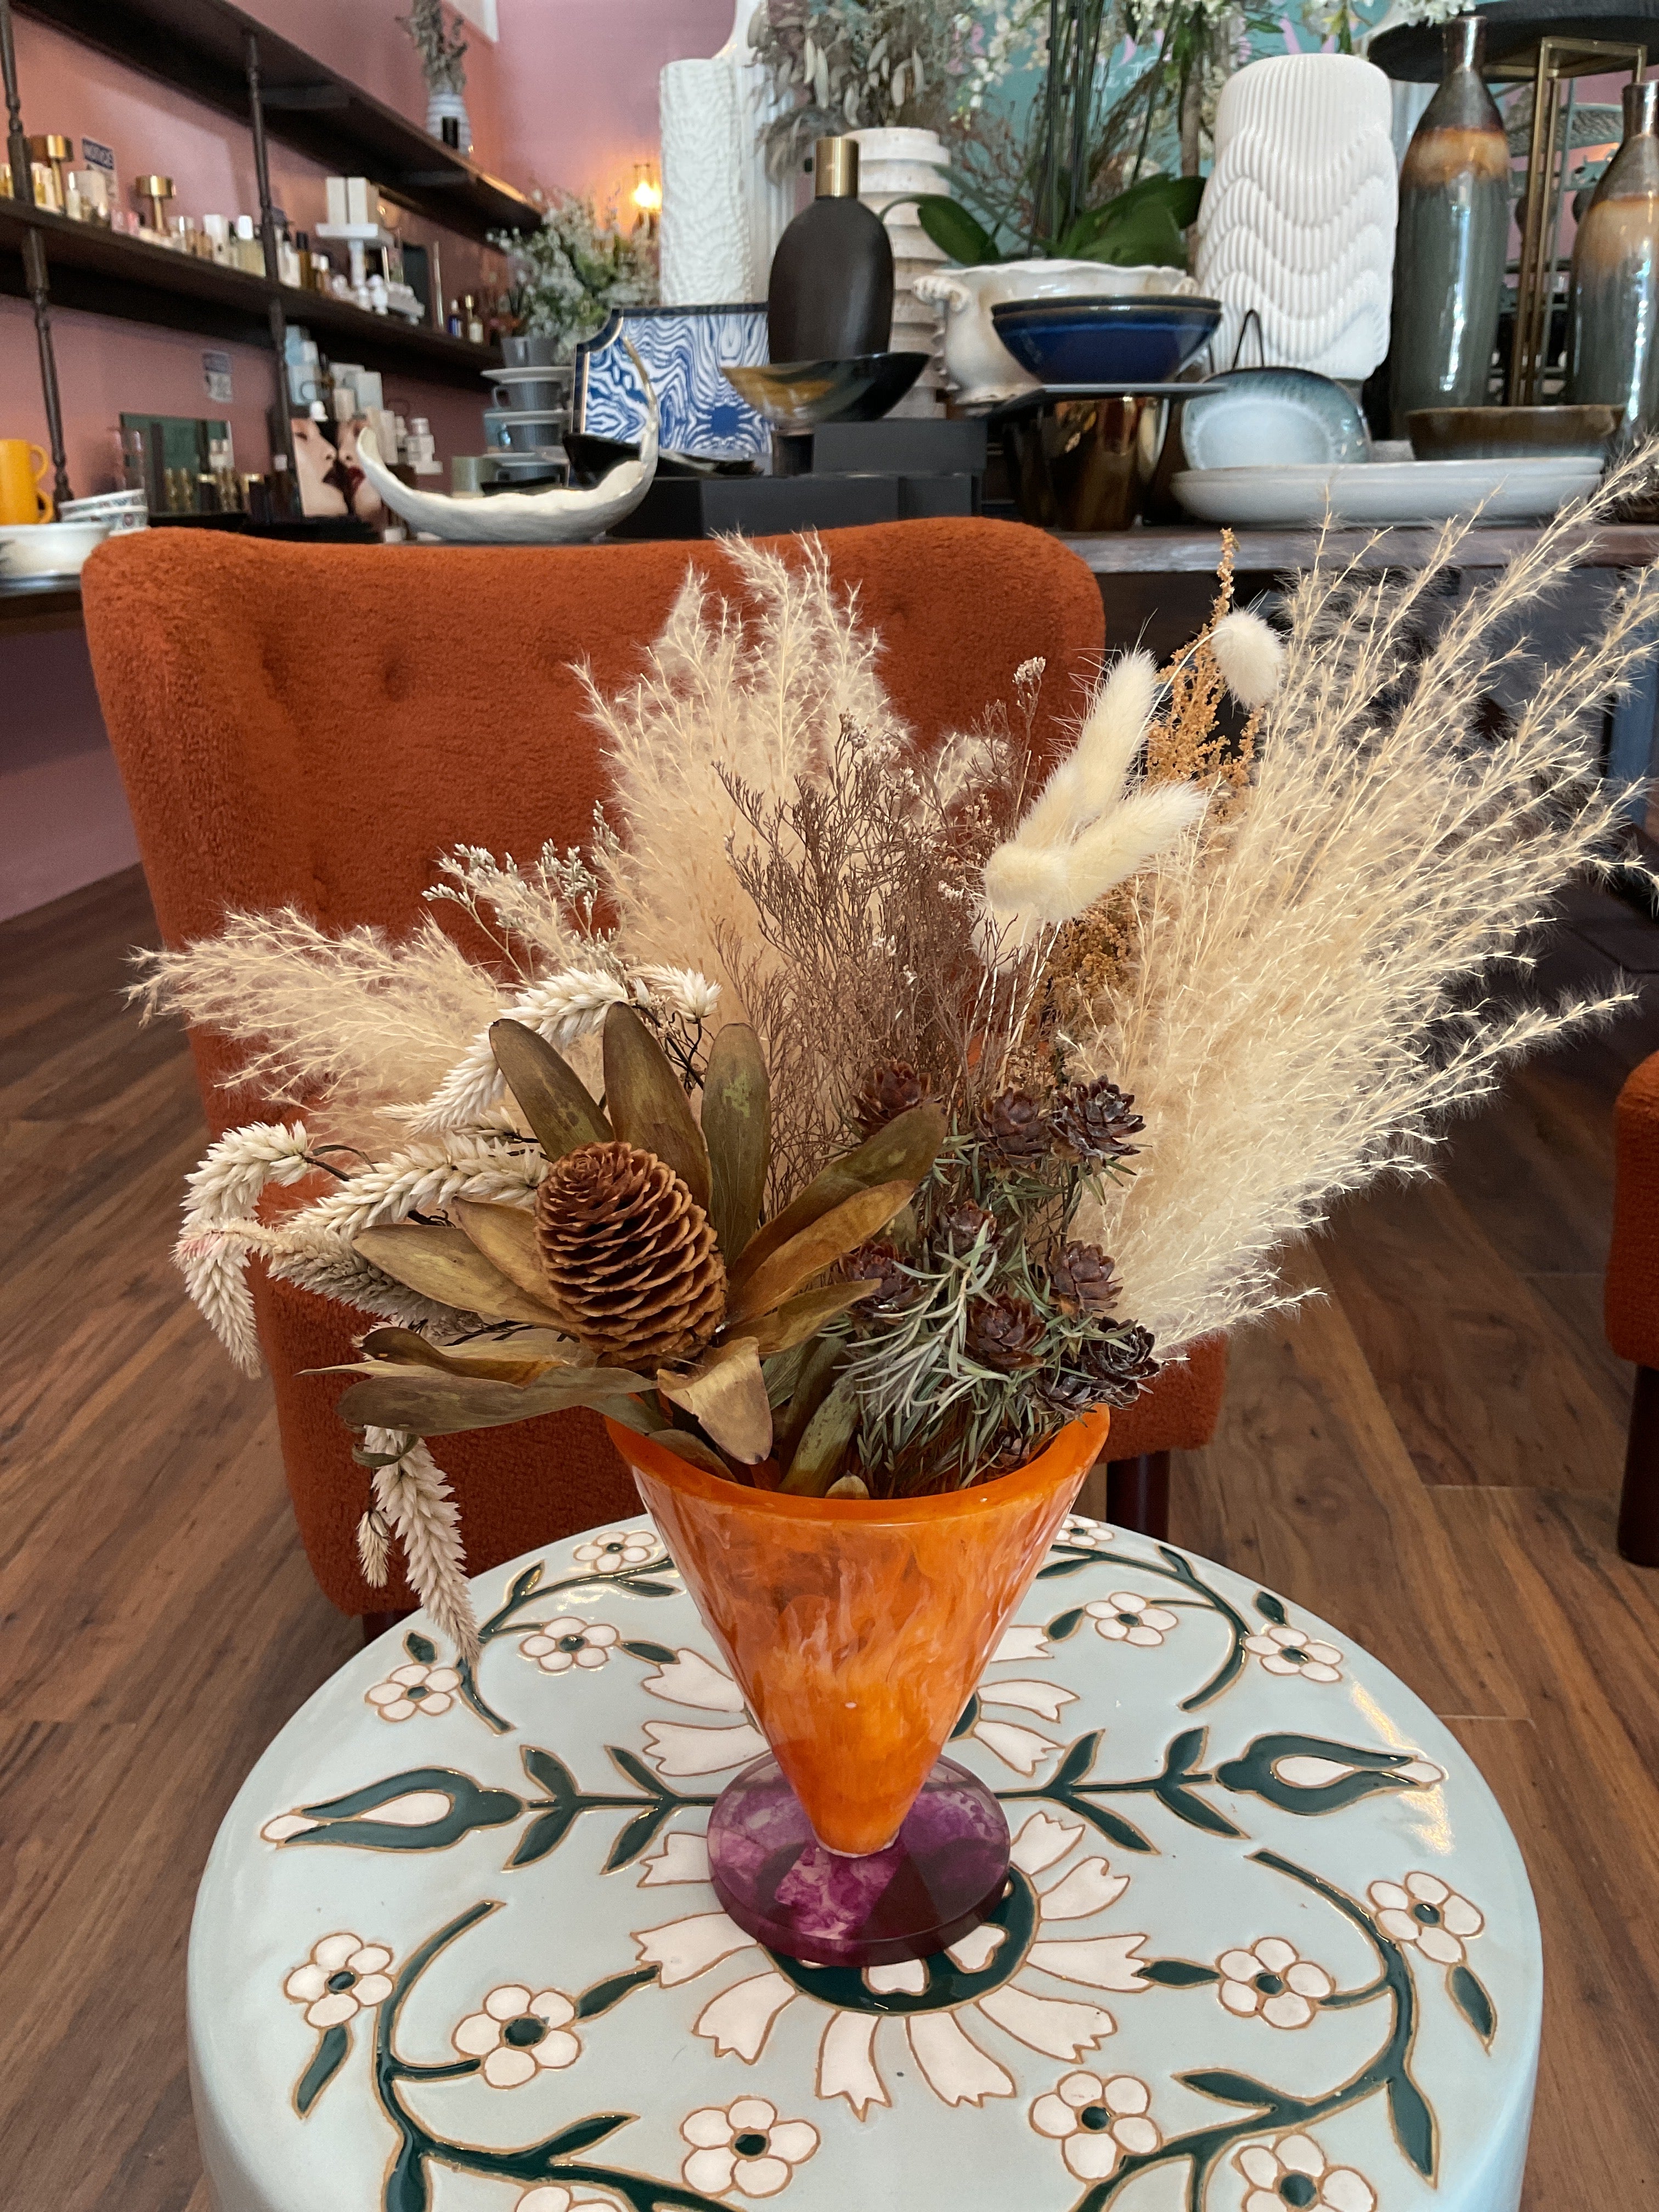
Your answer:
3;864;1658;2210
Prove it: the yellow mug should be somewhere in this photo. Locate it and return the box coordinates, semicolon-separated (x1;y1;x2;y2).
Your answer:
0;438;53;523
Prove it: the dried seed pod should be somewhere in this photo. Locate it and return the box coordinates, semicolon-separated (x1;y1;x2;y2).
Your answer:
1050;1242;1122;1316
535;1141;725;1365
1041;1323;1159;1413
979;1088;1052;1164
935;1199;997;1257
851;1059;929;1137
1051;1077;1144;1163
842;1239;917;1311
964;1291;1046;1372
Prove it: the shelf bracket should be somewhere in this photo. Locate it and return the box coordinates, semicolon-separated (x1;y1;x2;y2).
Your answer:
244;26;300;515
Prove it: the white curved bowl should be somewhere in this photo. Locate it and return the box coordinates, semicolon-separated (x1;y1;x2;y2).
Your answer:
0;518;111;577
1172;454;1602;527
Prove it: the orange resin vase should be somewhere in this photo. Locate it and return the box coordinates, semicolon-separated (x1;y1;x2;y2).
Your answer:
606;1408;1107;1966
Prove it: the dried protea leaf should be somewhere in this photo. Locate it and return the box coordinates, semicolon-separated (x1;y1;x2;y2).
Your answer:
725;1178;916;1326
772;1330;848;1469
358;1326;562;1387
731;1103;946;1293
825;1473;871;1499
658;1337;772;1463
450;1196;553;1303
702;1022;770;1265
490;1018;611;1155
334;1361;651;1436
778;1378;859;1496
602;1002;712;1211
354;1221;567;1326
744;1278;879;1359
647;1427;732;1476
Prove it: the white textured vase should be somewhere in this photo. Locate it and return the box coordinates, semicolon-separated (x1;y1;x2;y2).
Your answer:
424;87;472;157
659;0;795;304
1195;53;1397;380
850;126;951;416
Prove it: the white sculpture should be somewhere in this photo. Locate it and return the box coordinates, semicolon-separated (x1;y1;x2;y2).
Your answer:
1195;53;1397;382
659;0;795;304
353;380;658;545
851;126;952;414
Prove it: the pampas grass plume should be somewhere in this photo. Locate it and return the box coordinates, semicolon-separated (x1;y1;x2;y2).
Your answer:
1211;609;1283;707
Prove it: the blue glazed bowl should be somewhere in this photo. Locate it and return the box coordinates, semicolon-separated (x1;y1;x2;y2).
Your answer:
991;295;1222;386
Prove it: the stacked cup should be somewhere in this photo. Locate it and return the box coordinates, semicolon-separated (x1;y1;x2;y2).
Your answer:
481;333;572;484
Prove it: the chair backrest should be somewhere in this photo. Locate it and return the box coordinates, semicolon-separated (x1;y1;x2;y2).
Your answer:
82;520;1103;1123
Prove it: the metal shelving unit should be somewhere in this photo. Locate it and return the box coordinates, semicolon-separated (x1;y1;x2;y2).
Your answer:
0;0;533;509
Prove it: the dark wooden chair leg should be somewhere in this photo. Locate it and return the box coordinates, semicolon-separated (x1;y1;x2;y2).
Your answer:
1105;1451;1170;1540
362;1606;416;1646
1618;1366;1659;1566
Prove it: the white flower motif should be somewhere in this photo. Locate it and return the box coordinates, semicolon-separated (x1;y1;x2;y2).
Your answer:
452;1984;581;2087
1216;1938;1334;2028
520;1616;620;1673
1368;1871;1484;1965
962;1677;1079;1773
1031;2072;1161;2181
1056;1513;1115;1551
573;1529;663;1571
680;2098;819;2198
1237;2133;1376;2212
1086;1592;1178;1647
364;1660;461;1722
283;1933;394;2028
642;1808;1147;2117
1242;1621;1344;1683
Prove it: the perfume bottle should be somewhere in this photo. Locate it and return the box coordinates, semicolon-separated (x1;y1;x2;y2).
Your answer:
464;292;483;343
446;297;463;337
767;136;894;362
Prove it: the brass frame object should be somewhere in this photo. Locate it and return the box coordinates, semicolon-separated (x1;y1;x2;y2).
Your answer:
1495;36;1646;405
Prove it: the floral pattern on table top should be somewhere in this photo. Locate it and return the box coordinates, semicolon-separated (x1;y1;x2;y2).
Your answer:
243;1514;1517;2211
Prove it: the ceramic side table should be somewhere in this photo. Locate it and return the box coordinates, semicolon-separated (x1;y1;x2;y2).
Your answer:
189;1515;1541;2212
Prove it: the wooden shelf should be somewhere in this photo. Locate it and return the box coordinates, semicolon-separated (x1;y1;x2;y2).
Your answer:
14;0;540;242
0;199;502;385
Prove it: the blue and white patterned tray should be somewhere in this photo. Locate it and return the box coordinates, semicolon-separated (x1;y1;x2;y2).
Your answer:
189;1515;1542;2212
573;306;770;462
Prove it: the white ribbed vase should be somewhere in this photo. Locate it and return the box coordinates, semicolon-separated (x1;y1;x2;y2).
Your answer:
1195;53;1397;380
851;126;951;416
424;87;472;156
659;0;794;304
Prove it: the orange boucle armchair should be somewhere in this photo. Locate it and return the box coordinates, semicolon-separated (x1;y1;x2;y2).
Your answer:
1606;1051;1659;1564
83;519;1225;1619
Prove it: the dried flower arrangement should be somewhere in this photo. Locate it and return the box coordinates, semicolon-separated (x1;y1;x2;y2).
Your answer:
397;0;468;95
143;470;1659;1650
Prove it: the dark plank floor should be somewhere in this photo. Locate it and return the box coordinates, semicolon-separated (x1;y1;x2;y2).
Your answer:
3;864;1657;2209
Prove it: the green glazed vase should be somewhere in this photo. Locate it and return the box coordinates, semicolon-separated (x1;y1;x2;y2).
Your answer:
1389;15;1509;434
1568;77;1659;441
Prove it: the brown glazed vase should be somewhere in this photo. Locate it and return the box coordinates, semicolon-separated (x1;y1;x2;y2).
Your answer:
1390;15;1510;433
1568;78;1659;441
606;1406;1108;1857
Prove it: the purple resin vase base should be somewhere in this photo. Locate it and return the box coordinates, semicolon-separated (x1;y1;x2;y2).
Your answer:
706;1752;1012;1968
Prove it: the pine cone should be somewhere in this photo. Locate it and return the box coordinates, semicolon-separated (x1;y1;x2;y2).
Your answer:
1052;1077;1144;1163
979;1088;1052;1164
535;1141;725;1365
853;1059;928;1137
1042;1323;1159;1413
843;1239;917;1312
936;1199;997;1257
964;1293;1046;1372
1051;1243;1122;1316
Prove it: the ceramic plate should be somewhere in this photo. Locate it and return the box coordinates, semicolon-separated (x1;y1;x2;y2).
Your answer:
1179;368;1368;470
1172;454;1604;526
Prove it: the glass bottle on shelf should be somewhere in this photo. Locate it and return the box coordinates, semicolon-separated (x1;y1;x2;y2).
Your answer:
1568;77;1659;442
1389;15;1510;433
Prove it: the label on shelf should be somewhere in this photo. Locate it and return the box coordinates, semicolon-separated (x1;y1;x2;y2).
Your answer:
202;350;234;403
82;138;116;173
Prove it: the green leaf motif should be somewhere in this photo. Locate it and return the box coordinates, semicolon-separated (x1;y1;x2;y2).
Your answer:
1141;1958;1220;1988
1217;1733;1419;1818
1388;2068;1437;2177
507;1562;545;1603
1054;1730;1103;1788
544;2113;632;2158
1068;1798;1154;1853
603;1801;674;1872
623;1640;678;1665
294;2023;349;2114
1449;1962;1497;2045
951;1694;981;1740
521;1745;578;1802
1156;1785;1244;1839
1037;1554;1097;1579
404;1630;437;1665
1178;2068;1281;2108
1047;1607;1085;1641
618;1576;680;1597
606;1743;667;1796
286;1768;524;1853
576;1966;659;2018
1254;1590;1288;1627
507;1805;580;1867
1163;1726;1206;1775
386;2136;431;2212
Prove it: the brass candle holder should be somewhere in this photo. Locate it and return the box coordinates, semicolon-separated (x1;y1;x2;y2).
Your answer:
133;172;174;232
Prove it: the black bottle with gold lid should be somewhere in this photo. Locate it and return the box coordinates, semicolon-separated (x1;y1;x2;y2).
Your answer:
766;136;894;362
